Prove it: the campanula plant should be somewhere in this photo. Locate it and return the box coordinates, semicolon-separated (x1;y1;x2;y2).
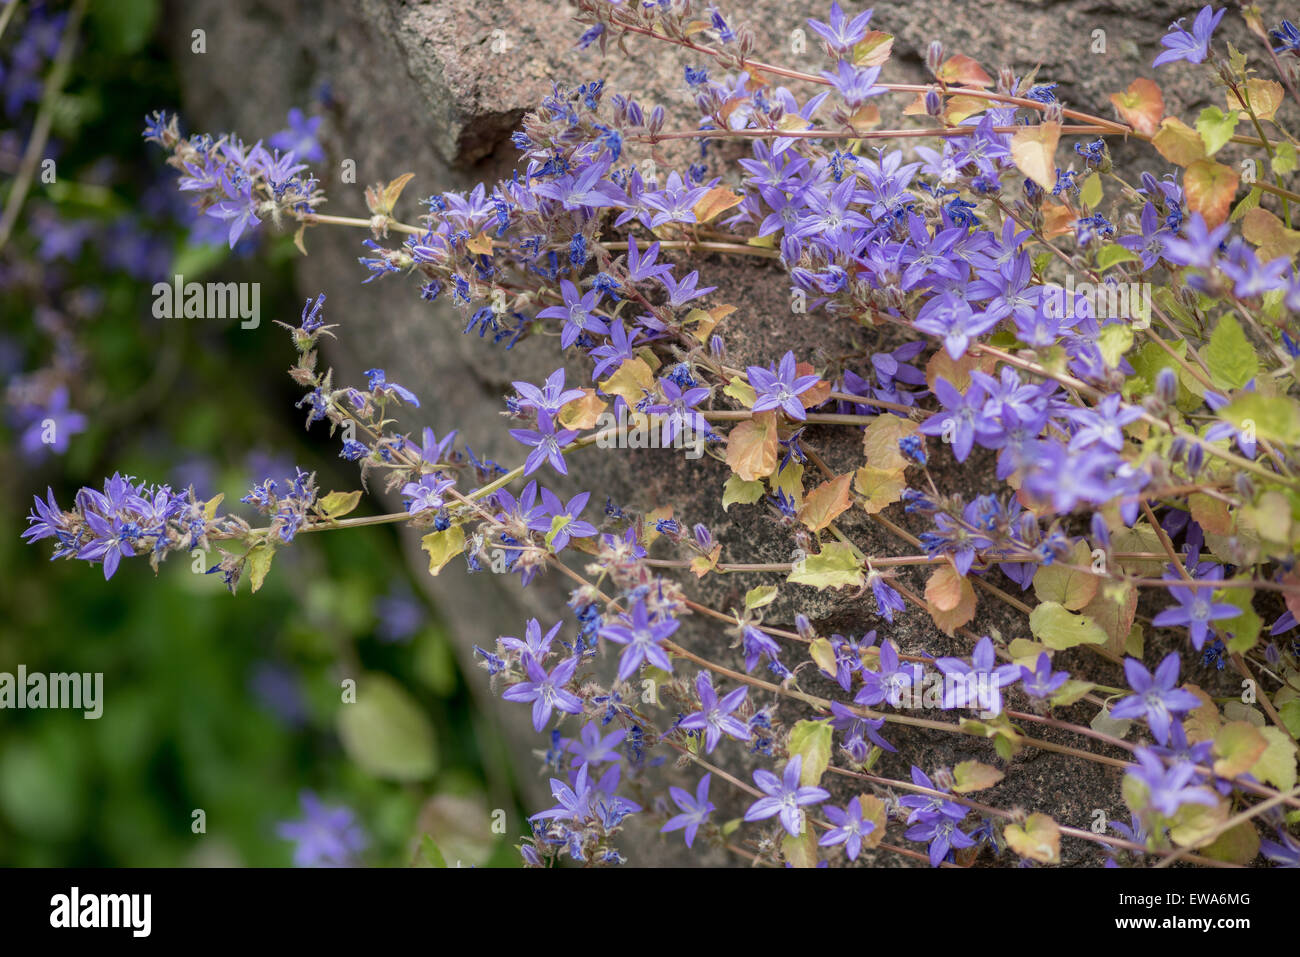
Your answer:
23;0;1300;868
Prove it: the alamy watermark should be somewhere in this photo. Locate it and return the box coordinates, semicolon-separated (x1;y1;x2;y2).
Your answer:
152;274;260;329
0;665;102;719
594;406;706;459
1042;275;1151;328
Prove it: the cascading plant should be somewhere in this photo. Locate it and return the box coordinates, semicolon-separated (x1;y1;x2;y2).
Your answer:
23;1;1300;868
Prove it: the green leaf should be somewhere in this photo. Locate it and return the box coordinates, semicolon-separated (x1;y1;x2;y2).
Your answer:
1096;244;1140;271
245;544;274;594
1080;173;1103;209
1049;680;1096;708
1220;393;1300;445
1213;721;1268;777
414;835;448;868
1272;142;1298;177
1203;315;1258;390
1032;541;1099;610
787;542;864;590
1195;106;1240;156
420;525;465;576
317;489;363;519
1097;323;1134;367
1278;699;1300;739
781;829;819;868
722;475;764;511
788;720;834;787
1029;601;1108;649
744;585;779;611
1220;586;1260;654
952;760;1004;793
723;375;756;407
1252;726;1297;791
336;673;438;781
1201;820;1260;865
809;637;838;675
1004;813;1060;864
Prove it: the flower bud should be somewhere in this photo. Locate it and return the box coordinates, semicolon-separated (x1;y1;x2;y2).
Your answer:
1155;366;1178;405
925;90;943;117
926;41;944;76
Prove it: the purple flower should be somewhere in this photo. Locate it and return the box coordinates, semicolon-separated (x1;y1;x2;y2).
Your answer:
510;415;580;477
1019;653;1070;699
624;235;673;283
906;810;975;867
913;291;1001;359
268;107;324;163
828;701;896;759
18;386;86;459
679;671;750;753
527;487;597;551
531;762;595;823
374;588;424;643
598;599;678;681
537;280;609;349
500;618;564;660
1126;746;1218;818
276;791;367;867
1066;394;1143;452
1109;653;1202;744
934;636;1021;714
513;368;585;421
207;172;261;248
565;722;627;767
917;378;992;463
819;799;876;860
502;653;584;731
649;377;711;445
820;59;886;108
1162;213;1230;268
1117;203;1171;270
364;368;420;407
747;351;821;421
744;754;829;837
1261;830;1300;868
1152;5;1225;68
855;639;919;707
400;473;453;514
659;268;717;309
807;1;875;53
869;572;907;622
1151;581;1241;651
662;773;715;848
589;318;644;380
76;511;137;580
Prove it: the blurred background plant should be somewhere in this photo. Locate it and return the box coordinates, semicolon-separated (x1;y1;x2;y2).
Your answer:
0;0;519;866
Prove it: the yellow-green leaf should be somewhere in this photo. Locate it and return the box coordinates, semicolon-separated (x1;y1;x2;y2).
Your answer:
1029;601;1108;649
1010;121;1060;190
722;475;765;511
317;489;363;519
953;760;1004;793
1203;314;1258;390
1004;813;1060;864
421;525;465;576
788;542;865;590
788;720;833;787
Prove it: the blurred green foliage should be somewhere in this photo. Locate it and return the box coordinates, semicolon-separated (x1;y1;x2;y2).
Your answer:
1;0;518;867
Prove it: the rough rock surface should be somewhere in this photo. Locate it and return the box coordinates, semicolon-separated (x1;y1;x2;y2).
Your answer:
166;0;1261;865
